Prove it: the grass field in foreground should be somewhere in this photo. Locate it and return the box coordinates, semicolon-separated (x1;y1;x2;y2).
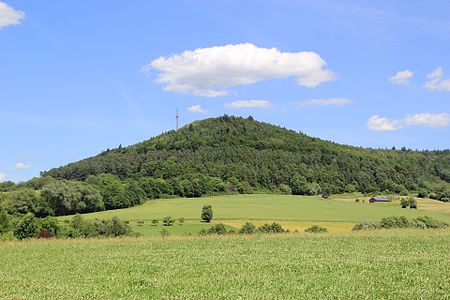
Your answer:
0;230;448;299
58;194;450;235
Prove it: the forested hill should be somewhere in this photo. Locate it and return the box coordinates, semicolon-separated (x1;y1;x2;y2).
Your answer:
43;115;450;196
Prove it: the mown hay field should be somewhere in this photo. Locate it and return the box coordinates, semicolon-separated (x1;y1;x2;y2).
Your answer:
0;230;448;299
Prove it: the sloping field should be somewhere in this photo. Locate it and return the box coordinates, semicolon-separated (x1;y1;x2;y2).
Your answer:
59;194;450;222
0;231;448;299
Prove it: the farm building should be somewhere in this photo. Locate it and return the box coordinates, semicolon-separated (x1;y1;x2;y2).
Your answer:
369;197;390;203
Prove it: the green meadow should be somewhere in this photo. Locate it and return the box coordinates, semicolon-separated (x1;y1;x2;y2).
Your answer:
59;194;450;235
0;231;449;299
2;194;450;299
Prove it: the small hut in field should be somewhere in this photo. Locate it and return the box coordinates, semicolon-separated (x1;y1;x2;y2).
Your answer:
369;197;390;203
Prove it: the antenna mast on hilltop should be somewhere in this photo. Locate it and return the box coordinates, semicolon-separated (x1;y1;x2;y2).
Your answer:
176;107;179;130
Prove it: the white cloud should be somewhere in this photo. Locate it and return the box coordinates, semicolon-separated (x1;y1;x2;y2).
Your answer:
0;172;6;182
144;43;335;97
367;113;450;131
188;104;208;114
403;113;450;127
424;67;450;91
298;97;352;107
367;115;401;131
15;162;31;170
225;100;272;109
390;70;414;85
0;1;25;29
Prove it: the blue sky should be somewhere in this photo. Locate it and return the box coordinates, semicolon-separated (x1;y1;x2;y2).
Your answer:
1;0;450;183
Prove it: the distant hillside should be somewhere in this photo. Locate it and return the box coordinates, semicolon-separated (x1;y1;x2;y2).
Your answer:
43;115;450;196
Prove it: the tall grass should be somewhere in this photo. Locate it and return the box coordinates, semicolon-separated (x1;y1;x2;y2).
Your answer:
0;230;448;299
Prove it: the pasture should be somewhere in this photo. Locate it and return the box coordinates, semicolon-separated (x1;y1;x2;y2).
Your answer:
59;194;450;236
0;230;448;299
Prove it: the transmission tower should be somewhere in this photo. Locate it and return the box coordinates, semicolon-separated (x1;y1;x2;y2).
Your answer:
176;107;179;130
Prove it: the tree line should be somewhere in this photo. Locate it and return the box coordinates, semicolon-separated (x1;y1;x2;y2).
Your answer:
0;174;250;217
0;211;132;240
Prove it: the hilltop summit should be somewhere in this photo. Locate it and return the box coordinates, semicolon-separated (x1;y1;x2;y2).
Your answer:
43;115;450;195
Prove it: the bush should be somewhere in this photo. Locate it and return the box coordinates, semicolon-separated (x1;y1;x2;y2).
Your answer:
40;216;60;236
200;223;230;235
0;231;15;241
91;217;131;237
178;217;185;226
62;215;131;238
352;221;378;231
163;216;174;226
412;216;448;229
201;205;213;222
409;197;417;209
137;220;144;225
417;190;428;198
66;214;98;238
305;225;328;233
0;210;10;233
355;199;360;203
13;213;39;240
151;219;159;226
258;223;285;233
239;222;256;234
400;198;408;208
353;216;447;231
410;219;427;229
380;216;410;229
278;184;292;195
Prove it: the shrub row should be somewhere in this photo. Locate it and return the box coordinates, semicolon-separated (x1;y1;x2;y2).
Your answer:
0;211;134;240
200;222;329;236
353;216;448;231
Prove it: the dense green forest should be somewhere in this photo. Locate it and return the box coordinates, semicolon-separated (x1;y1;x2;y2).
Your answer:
1;115;450;219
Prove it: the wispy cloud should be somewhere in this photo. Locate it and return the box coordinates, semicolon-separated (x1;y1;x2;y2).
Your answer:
0;1;25;29
144;43;335;97
15;162;31;170
367;113;450;131
188;104;208;113
225;100;272;109
306;1;450;38
0;172;6;182
424;67;450;91
297;97;352;107
390;70;414;85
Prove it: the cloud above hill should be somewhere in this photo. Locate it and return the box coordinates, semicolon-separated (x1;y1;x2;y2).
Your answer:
424;67;450;91
15;162;31;170
188;104;208;113
0;1;25;29
390;70;414;85
144;43;335;97
297;97;352;107
0;172;6;182
225;100;272;109
367;113;450;131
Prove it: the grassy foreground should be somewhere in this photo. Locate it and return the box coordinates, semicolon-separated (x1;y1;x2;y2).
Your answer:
0;231;449;299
